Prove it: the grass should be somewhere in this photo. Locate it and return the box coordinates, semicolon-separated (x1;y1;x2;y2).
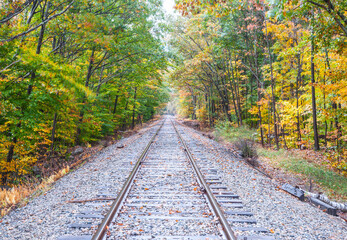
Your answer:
214;120;347;200
0;166;70;217
258;148;347;199
214;121;256;142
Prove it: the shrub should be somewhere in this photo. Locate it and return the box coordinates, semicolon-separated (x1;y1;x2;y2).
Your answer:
234;138;258;159
215;121;256;142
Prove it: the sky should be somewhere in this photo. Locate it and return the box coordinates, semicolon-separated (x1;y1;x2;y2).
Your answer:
162;0;177;15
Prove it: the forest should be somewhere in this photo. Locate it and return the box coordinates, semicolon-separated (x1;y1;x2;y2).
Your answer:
0;0;169;186
0;0;346;191
169;0;346;176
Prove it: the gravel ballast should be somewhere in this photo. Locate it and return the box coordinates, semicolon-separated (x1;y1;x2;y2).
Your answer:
0;121;161;240
175;121;346;240
107;121;222;239
0;117;346;240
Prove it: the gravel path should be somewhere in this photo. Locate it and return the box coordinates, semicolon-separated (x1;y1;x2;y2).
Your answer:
175;121;346;240
0;117;346;240
0;121;161;240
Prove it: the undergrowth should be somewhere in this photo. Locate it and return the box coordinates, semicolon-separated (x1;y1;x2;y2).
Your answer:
0;166;70;217
215;120;347;200
215;121;256;141
258;148;347;198
0;119;155;218
234;138;258;159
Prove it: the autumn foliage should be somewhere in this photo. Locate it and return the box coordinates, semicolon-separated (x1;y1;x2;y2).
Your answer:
0;0;169;186
170;0;346;174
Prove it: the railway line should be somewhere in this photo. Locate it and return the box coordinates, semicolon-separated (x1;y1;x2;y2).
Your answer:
61;117;274;240
2;116;345;240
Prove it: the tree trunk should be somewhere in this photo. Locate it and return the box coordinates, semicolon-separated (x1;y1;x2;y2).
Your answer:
311;9;320;151
131;87;137;129
122;99;129;130
265;18;279;150
323;51;328;147
6;136;17;163
75;48;95;144
249;76;254;127
96;65;104;96
113;95;119;114
231;60;242;125
257;81;264;146
187;85;197;120
268;103;272;147
50;112;58;152
5;2;50;166
324;48;340;149
296;53;302;144
209;85;214;126
226;51;240;125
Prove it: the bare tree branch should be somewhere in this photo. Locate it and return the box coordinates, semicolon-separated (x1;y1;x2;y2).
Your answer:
1;0;75;43
0;0;35;24
0;59;21;73
307;0;347;36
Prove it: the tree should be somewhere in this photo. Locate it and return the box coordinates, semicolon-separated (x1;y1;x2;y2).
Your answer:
0;0;170;185
170;0;346;172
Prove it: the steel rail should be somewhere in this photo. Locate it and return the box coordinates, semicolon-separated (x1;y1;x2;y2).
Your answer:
171;120;237;240
91;120;165;240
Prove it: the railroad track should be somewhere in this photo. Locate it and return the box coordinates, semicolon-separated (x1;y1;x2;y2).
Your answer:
60;117;274;240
